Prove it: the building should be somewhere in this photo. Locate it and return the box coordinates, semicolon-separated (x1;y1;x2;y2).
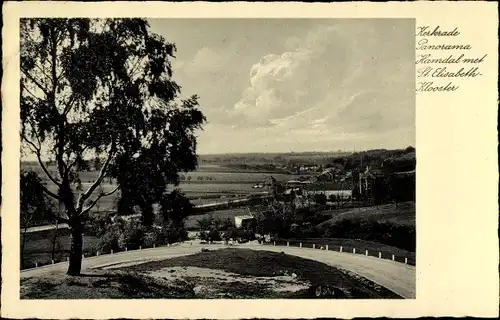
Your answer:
234;215;255;228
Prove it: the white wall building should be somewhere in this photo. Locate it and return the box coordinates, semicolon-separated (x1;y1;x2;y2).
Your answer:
234;215;255;228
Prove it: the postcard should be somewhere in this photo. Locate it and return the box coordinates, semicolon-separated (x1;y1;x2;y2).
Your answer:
1;1;498;319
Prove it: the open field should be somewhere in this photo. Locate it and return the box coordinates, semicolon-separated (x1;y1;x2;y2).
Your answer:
22;163;300;184
21;248;401;299
23;163;290;213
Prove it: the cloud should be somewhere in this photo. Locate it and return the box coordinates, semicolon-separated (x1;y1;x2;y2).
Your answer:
227;20;414;142
183;46;225;77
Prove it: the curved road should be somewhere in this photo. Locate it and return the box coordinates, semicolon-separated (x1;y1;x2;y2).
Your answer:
21;242;415;298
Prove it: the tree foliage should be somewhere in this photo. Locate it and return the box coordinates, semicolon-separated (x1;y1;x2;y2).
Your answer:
20;170;56;227
20;18;205;275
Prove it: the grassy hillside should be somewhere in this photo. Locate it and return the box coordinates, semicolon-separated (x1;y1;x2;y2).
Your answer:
315;202;416;252
318;202;415;228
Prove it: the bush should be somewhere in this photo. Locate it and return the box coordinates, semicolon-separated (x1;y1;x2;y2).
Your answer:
97;225;125;253
314;193;327;205
160;220;189;244
224;227;239;240
85;215;113;237
122;220;146;250
200;228;221;242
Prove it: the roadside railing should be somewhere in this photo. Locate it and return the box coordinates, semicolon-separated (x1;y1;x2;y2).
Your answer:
261;238;416;266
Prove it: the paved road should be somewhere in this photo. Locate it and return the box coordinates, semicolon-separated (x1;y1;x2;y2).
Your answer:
20;242;416;298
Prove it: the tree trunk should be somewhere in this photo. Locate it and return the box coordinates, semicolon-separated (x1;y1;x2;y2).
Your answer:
66;221;83;276
51;219;59;261
21;226;29;269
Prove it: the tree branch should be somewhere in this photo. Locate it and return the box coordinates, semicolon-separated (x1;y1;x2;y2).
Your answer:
21;69;50;97
77;142;116;211
40;183;64;201
21;83;44;102
80;185;120;216
62;95;76;116
67;146;89;171
22;134;62;187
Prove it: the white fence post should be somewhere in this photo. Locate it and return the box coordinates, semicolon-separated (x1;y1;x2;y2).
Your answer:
82;254;85;259
313;244;315;249
52;260;54;264
392;254;395;261
67;257;69;262
111;249;114;254
139;246;142;250
125;247;128;252
353;248;356;254
299;242;302;248
405;257;408;264
35;262;38;268
168;243;170;247
326;245;329;251
273;241;276;246
153;244;156;248
365;250;368;256
378;252;382;258
340;246;343;252
287;241;289;247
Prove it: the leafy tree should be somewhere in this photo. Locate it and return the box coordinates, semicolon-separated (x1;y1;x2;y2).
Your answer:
20;18;205;275
158;189;193;227
254;202;295;237
314;193;327;205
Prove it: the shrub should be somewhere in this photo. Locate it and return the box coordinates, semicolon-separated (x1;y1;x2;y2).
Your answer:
97;225;125;253
85;215;113;237
200;228;221;242
122;220;146;250
314;193;327;205
158;220;188;244
328;194;337;202
224;227;239;240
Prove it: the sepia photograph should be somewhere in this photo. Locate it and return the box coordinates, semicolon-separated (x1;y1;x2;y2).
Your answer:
18;17;417;300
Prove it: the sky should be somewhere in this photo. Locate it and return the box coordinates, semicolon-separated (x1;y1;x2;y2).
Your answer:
148;18;416;154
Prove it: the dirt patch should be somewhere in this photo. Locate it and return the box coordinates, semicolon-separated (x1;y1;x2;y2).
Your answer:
146;266;310;298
